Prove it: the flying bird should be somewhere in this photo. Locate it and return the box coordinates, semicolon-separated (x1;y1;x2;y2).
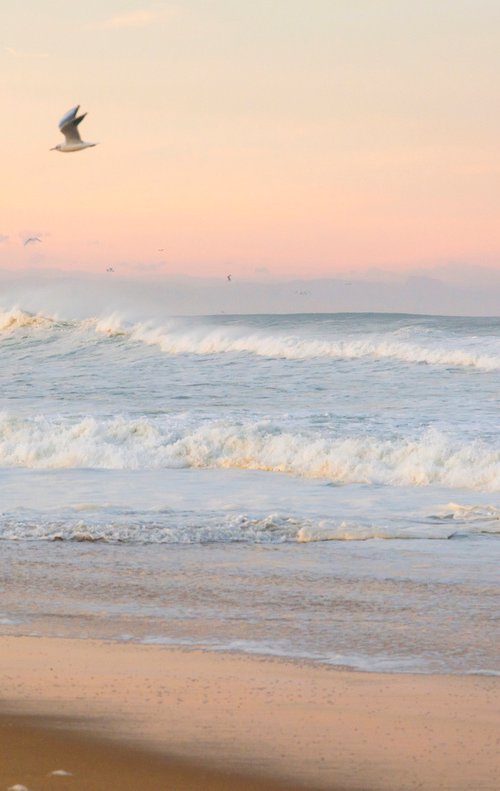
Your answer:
51;106;97;153
24;236;41;246
106;267;114;273
227;274;232;281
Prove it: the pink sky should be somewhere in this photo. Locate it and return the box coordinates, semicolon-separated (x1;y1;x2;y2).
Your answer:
2;1;500;278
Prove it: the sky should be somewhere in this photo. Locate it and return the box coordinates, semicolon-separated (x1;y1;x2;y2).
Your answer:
2;0;500;286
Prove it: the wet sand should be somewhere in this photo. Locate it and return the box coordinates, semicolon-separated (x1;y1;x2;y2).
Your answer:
1;636;499;790
0;714;310;791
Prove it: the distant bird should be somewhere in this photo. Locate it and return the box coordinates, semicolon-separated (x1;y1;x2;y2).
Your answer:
106;266;114;273
23;236;41;246
51;105;97;153
158;248;165;252
227;274;232;281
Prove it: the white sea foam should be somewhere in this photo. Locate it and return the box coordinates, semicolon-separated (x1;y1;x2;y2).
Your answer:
297;523;451;542
2;305;499;370
0;511;299;544
93;312;127;336
436;503;500;521
119;319;500;370
1;301;499;677
0;306;54;332
1;413;500;491
2;506;498;544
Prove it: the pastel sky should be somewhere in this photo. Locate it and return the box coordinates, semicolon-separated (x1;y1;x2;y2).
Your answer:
2;0;500;278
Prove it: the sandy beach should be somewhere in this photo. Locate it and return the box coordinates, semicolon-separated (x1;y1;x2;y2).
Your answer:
1;636;499;791
0;713;310;791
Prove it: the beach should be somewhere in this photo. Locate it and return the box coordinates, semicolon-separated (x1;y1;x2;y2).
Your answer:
1;309;500;789
1;636;499;791
1;714;306;791
4;0;500;785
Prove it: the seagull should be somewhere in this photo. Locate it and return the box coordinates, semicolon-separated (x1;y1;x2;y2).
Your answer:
24;236;41;246
106;266;114;273
227;274;232;281
51;105;97;152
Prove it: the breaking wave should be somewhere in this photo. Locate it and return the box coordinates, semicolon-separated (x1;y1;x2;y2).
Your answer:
0;307;56;332
1;413;500;491
1;306;500;370
104;317;500;370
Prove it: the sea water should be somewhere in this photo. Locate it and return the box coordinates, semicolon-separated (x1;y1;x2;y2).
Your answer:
1;303;499;674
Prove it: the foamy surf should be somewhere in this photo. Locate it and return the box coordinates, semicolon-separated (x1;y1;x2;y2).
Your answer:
2;305;500;370
2;507;499;544
0;306;55;332
1;304;499;676
1;412;500;491
104;316;500;370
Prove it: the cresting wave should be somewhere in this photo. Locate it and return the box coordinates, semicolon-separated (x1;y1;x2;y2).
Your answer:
97;315;500;370
0;306;56;332
2;306;500;370
1;413;500;491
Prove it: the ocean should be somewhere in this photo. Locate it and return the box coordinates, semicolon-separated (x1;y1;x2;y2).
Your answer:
1;302;499;674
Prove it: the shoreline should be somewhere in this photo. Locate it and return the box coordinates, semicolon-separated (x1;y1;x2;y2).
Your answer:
1;635;499;790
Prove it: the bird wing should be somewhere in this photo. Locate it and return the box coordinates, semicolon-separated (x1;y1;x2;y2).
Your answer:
59;105;87;143
58;106;79;130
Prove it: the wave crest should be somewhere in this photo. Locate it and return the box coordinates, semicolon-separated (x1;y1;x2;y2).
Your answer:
124;321;500;370
1;414;500;491
0;307;54;332
2;306;500;370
